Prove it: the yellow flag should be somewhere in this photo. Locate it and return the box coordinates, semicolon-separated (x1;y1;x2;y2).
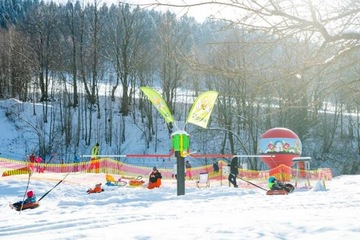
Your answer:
140;86;174;123
186;91;219;128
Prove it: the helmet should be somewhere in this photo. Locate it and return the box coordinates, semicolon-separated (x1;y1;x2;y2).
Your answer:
268;177;276;183
153;166;157;170
27;190;34;198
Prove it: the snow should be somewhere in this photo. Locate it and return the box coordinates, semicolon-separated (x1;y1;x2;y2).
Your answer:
1;173;360;240
0;83;358;239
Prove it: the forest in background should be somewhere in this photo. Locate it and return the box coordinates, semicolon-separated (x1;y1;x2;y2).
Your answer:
1;0;360;175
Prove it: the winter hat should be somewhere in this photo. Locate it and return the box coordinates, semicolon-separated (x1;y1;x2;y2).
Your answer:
268;176;276;183
27;190;34;198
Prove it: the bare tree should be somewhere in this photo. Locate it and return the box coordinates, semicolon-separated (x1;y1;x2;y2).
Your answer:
150;1;360;91
78;0;106;145
59;1;83;107
104;4;145;116
156;12;192;116
0;27;33;100
21;2;62;123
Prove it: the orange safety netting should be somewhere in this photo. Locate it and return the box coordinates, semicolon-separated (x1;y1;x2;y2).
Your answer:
0;158;332;181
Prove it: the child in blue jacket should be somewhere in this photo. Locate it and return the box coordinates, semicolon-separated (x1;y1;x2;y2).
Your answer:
11;190;37;209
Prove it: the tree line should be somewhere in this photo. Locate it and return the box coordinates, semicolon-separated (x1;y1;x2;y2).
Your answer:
1;0;360;175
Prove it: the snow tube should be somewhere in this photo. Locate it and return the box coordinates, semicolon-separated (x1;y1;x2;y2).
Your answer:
11;202;40;211
266;189;289;195
129;180;145;187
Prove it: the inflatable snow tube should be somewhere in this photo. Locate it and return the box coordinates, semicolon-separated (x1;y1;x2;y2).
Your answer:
12;202;40;211
129;180;145;187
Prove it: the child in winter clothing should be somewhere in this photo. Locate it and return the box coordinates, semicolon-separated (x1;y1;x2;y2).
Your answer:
148;167;162;189
268;176;295;193
268;176;286;190
11;190;37;209
87;183;104;193
105;174;118;186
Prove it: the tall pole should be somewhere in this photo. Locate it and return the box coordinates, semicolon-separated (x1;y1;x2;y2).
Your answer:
175;151;185;196
172;130;190;196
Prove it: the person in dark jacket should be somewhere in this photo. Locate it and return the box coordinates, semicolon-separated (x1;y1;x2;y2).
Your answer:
213;162;219;172
148;166;162;189
228;157;239;188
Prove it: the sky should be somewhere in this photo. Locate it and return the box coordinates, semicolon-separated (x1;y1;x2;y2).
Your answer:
120;0;239;22
1;172;360;240
50;0;238;22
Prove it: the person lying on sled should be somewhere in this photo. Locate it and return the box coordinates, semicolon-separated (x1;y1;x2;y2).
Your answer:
11;190;37;209
105;174;120;186
148;166;162;189
268;176;286;190
87;183;104;193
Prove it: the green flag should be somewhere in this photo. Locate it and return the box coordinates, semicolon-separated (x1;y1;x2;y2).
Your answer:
140;86;174;123
186;91;219;128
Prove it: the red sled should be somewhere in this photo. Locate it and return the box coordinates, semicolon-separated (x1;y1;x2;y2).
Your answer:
266;189;289;195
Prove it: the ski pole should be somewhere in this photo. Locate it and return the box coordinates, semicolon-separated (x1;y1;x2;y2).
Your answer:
237;176;268;191
38;172;70;202
19;171;32;212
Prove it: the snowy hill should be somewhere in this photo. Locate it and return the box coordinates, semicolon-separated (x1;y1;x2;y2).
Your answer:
0;98;175;165
0;172;359;239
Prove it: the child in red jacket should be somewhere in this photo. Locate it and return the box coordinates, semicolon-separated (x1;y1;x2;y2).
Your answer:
87;183;104;194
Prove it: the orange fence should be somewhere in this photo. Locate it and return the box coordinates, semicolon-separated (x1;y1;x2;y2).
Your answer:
0;158;332;181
